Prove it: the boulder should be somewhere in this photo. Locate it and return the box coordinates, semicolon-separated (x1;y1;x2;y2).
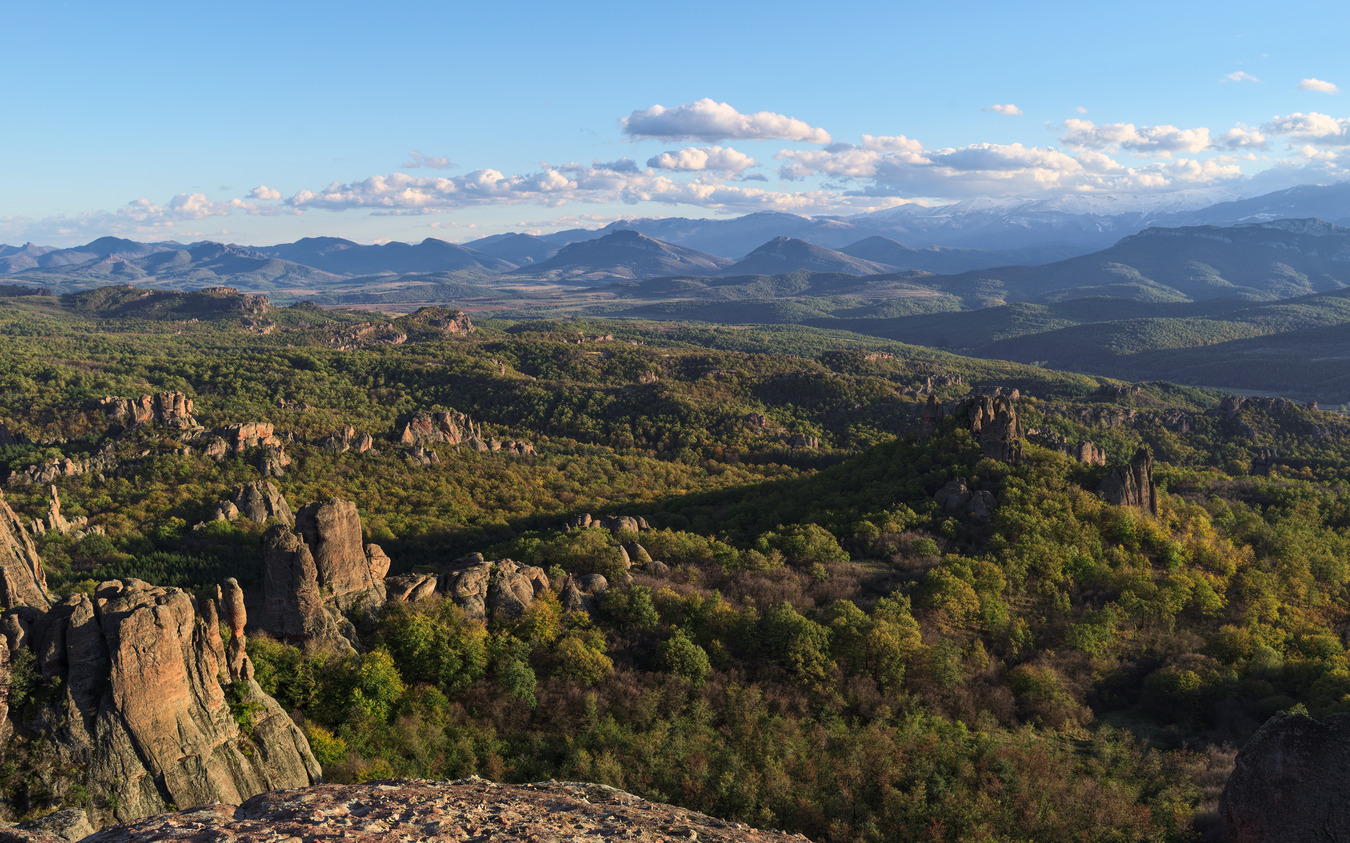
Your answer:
0;495;51;610
233;481;293;526
1221;711;1350;842
15;579;319;828
1099;447;1158;515
385;574;440;604
918;395;944;440
1073;441;1107;466
623;541;652;566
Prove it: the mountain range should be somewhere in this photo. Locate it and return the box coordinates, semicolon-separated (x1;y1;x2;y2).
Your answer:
6;182;1350;291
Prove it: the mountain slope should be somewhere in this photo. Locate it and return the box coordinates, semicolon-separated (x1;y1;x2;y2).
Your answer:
516;229;734;283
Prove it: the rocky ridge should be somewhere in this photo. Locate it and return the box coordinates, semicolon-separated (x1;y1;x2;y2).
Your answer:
6;778;809;842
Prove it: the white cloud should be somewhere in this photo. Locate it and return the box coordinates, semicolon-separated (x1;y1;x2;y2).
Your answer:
1262;112;1350;146
621;98;831;143
1298;78;1340;94
1060;119;1209;155
1224;71;1261;83
250;185;282;201
1075;106;1088;114
984;104;1023;115
1218;127;1268;149
402;150;455;169
647;146;758;173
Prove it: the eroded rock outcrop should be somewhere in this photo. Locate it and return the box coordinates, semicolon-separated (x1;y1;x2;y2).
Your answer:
76;778;806;843
0;494;51;610
934;478;995;520
99;392;199;430
322;425;374;454
1221;711;1350;842
966;394;1023;463
233;480;293;526
1099;447;1158;515
7;578;319;828
261;498;386;647
396;410;534;458
430;556;549;621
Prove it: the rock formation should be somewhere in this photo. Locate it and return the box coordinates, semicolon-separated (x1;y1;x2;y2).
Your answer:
934;478;995;520
262;526;343;646
99;392;199;430
295;499;387;612
71;778;805;843
322;425;374;454
1099;447;1158;515
232;480;293;526
397;410;482;447
1251;446;1277;477
966;394;1023;463
261;498;387;646
1221;711;1350;842
918;395;945;440
396;410;533;457
26;485;91;538
4;578;319;829
0;494;51;610
1073;440;1107;466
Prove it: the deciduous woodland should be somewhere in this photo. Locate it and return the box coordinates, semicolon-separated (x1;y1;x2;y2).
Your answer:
4;286;1350;841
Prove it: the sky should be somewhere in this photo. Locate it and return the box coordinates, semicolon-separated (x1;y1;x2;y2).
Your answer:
3;0;1349;247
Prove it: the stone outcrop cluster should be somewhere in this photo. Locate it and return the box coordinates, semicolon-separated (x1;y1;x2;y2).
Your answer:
1099;447;1158;514
0;567;319;830
387;555;549;622
322;425;374;454
26;485;96;539
261;497;388;647
934;478;995;520
99;392;199;430
396;410;533;457
1220;712;1350;842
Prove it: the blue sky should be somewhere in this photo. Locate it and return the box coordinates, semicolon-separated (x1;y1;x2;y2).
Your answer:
3;0;1348;246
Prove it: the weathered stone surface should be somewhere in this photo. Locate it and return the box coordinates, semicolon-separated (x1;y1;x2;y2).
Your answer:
13;579;319;829
261;526;337;643
919;394;944;440
641;560;670;577
397;410;481;447
80;778;808;843
295;499;385;612
16;808;93;842
385;573;439;604
623;541;652;566
0;494;50;610
322;425;374;454
99;392;198;430
1221;712;1350;842
967;394;1023;463
934;479;994;520
232;481;293;526
1100;447;1158;515
1074;440;1107;466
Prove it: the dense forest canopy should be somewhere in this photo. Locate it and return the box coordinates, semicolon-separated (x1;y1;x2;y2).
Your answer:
3;286;1349;841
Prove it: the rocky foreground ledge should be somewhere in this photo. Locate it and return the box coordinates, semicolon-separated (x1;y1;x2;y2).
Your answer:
3;778;810;843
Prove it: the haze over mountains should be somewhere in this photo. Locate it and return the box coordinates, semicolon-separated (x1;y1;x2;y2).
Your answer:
6;182;1350;292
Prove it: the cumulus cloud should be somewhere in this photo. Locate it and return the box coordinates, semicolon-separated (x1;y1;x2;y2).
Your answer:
984;104;1023;115
402;150;455;169
647;146;758;173
1224;71;1260;83
1298;78;1340;94
1060;119;1209;155
621;98;831;143
250;185;282;201
1217;127;1268;149
1262;112;1350;145
594;158;641;173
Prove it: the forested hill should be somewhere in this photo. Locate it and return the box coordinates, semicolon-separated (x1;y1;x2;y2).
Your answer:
1;284;1349;840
